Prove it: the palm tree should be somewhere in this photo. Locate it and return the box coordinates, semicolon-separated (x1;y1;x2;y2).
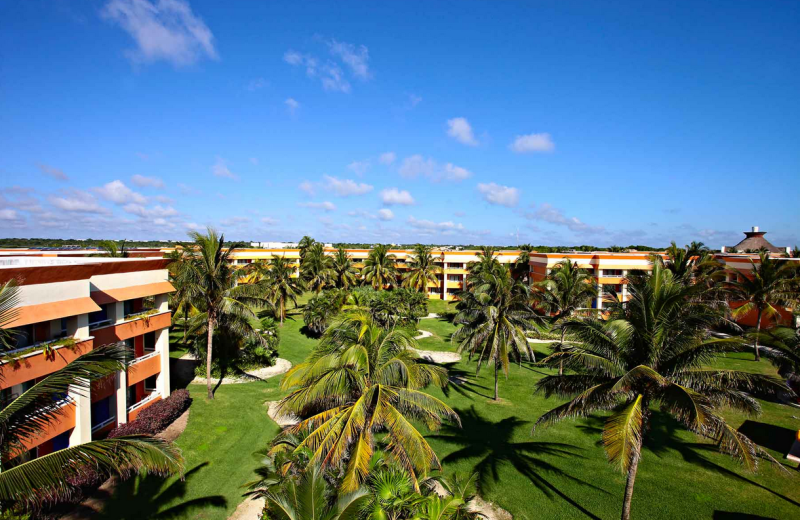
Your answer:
403;244;442;293
726;251;799;361
258;463;368;520
0;280;21;350
300;243;334;293
178;228;272;399
534;261;788;520
297;235;316;264
453;266;538;400
95;240;128;257
0;344;183;512
277;312;459;492
662;242;723;286
513;244;534;282
362;244;398;290
254;256;304;326
466;246;501;286
331;246;359;289
531;259;597;375
166;246;197;352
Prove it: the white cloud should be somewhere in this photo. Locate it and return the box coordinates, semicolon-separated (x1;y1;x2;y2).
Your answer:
298;181;315;196
525;203;603;234
298;201;336;211
347;160;370;176
261;217;279;225
380;188;415;206
378;152;396;165
250;157;259;165
398;155;471;182
0;209;19;220
37;163;68;181
48;189;110;214
211;157;238;179
320;63;350;93
399;155;436;178
443;163;472;181
324;175;373;197
407;216;464;232
283;50;304;66
285;97;299;114
178;183;199;195
131;174;164;188
327;39;370;79
246;77;268;91
95;180;148;204
407;94;422;108
477;182;519;207
509;132;555;153
446;117;478;146
101;0;218;66
378;208;394;221
123;203;178;218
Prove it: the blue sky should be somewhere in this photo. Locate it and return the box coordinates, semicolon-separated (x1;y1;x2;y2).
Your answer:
1;1;798;247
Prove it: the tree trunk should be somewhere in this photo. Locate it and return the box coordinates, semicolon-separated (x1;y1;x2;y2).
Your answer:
559;327;565;376
620;434;643;520
494;360;499;401
183;306;188;350
280;297;284;327
753;307;763;362
206;316;215;400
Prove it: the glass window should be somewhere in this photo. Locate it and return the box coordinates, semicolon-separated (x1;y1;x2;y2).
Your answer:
144;331;156;351
89;304;109;326
91;397;112;427
144;375;158;392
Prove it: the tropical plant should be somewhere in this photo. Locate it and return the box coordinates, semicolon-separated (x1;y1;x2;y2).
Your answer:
298;235;316;263
253;256;304;326
361;465;427;519
303;289;349;336
190;316;279;377
177;228;273;399
466;246;501;285
513;244;534;282
725;251;799;361
0;280;21;351
94;240;128;258
426;472;481;520
534;261;789;520
403;244;442;293
277;312;459;492
531;259;597;375
370;289;429;330
661;242;723;287
257;463;368;520
751;327;800;396
301;243;335;293
0;344;183;513
166;246;198;352
331;246;360;289
454;266;538;400
362;244;399;290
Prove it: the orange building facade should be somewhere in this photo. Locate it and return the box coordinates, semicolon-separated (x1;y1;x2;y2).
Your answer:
0;256;173;462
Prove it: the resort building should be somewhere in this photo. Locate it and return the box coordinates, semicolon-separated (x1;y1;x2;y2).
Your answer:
0;256;173;463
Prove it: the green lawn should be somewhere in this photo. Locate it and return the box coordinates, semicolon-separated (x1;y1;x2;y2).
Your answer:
106;295;800;520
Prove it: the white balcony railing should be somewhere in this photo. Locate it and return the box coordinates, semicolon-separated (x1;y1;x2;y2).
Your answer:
127;392;158;413
130;350;159;365
91;416;116;432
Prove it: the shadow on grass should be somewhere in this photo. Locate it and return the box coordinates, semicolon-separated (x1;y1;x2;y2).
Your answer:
713;513;778;520
641;413;800;510
441;364;492;400
429;406;608;519
97;463;227;519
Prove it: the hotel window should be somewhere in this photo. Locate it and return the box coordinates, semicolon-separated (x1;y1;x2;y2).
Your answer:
236;259;252;265
447;274;462;282
429;287;442;294
448;263;464;269
91;396;113;429
89;304;109;327
602;269;623;277
144;331;156;352
144;375;158;393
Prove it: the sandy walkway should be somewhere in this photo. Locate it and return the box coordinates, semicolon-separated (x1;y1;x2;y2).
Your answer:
228;496;266;520
411;347;461;364
265;401;299;427
420;313;441;319
526;338;554;344
414;329;433;340
191;358;292;385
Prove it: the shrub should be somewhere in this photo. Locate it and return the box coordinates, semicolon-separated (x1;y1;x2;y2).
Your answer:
192;318;279;377
108;389;191;438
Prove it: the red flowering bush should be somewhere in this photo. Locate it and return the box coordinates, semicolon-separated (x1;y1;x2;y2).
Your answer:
108;389;191;438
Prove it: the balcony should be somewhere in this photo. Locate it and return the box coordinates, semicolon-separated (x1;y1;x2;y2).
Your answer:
92;311;171;346
91;415;116;434
127;351;161;386
127;392;160;421
17;399;75;454
0;337;94;389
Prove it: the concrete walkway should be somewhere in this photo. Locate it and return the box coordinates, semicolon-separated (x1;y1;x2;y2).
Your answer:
191;358;292;385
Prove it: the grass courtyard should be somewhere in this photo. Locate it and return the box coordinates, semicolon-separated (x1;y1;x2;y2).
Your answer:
99;297;800;519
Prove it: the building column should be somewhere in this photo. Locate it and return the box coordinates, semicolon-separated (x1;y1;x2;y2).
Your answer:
156;327;171;399
68;383;92;446
155;293;169;313
110;302;125;324
621;270;628;303
68;314;90;340
115;371;128;425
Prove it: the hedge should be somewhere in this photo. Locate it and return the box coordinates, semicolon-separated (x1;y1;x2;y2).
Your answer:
108;389;191;438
